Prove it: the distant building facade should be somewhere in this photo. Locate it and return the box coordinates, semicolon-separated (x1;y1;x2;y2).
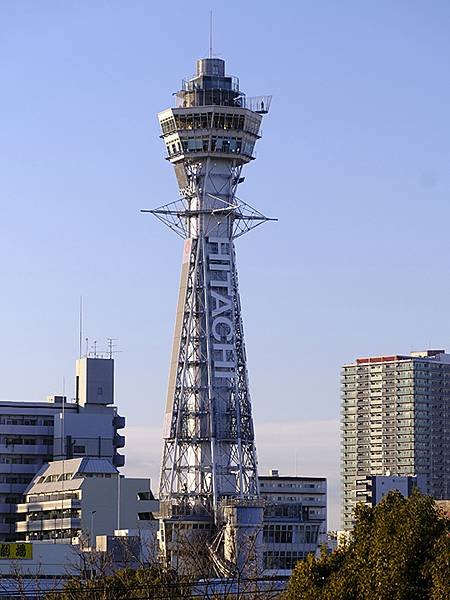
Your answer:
341;349;450;529
259;471;327;574
355;474;427;507
0;356;125;540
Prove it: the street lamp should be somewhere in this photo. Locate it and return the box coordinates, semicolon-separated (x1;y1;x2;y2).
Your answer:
90;510;96;549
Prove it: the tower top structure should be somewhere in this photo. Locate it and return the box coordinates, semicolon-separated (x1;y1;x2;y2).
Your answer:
174;56;270;114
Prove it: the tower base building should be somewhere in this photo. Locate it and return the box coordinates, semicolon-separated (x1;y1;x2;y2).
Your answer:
259;471;327;574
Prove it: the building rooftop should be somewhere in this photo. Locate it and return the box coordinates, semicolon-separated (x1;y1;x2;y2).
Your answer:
36;457;118;478
259;476;326;481
23;458;119;495
343;349;450;367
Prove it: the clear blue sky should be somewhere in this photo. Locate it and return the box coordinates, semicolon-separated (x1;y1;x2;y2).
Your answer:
1;1;450;528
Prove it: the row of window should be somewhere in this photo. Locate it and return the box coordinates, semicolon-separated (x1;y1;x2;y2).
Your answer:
36;471;112;485
344;363;450;374
263;524;293;544
166;136;255;158
1;437;53;446
0;416;53;426
0;456;41;464
27;491;80;503
260;482;321;489
27;508;80;521
264;551;313;570
0;474;33;484
264;524;323;545
0;495;20;504
160;112;260;136
28;529;79;540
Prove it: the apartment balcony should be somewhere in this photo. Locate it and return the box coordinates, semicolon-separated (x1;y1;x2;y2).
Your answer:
113;453;125;467
0;483;30;493
0;425;53;436
15;517;81;533
0;464;40;475
114;433;125;449
0;444;52;455
16;498;81;514
113;415;126;429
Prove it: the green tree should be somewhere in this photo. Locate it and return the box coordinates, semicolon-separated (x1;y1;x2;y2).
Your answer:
429;533;450;600
46;564;189;600
283;490;450;600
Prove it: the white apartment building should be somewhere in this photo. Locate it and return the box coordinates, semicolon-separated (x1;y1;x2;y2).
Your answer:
15;457;158;542
0;356;125;540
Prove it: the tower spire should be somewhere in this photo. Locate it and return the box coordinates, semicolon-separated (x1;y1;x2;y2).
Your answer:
209;10;213;58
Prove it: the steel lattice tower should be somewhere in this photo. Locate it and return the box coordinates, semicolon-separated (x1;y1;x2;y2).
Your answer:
144;57;272;570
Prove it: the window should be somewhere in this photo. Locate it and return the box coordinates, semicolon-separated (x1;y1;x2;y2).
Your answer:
137;491;154;501
138;512;154;521
263;525;293;544
263;551;307;570
187;138;204;152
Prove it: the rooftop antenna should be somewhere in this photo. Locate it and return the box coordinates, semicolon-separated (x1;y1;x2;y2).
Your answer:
79;296;83;359
61;376;66;456
209;10;213;58
107;337;119;359
61;375;66;543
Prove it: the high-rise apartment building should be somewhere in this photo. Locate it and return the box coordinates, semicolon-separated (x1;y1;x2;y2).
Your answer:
341;349;450;529
0;356;125;540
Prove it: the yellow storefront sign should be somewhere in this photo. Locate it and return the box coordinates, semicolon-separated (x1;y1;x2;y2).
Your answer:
0;543;33;560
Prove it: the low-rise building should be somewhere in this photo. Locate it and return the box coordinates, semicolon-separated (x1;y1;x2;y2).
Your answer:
0;542;82;597
259;470;327;574
356;474;427;507
15;458;158;543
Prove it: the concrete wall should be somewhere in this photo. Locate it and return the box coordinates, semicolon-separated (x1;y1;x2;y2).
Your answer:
0;543;82;595
81;477;158;542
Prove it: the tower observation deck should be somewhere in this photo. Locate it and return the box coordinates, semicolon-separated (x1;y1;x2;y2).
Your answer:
144;57;272;574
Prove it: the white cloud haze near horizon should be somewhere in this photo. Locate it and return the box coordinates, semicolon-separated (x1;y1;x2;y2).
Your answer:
123;419;341;530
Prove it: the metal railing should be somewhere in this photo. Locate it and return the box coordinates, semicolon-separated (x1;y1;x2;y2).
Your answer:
182;75;239;92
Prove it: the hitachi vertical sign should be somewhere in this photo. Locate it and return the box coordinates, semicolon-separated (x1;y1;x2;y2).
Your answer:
208;237;236;381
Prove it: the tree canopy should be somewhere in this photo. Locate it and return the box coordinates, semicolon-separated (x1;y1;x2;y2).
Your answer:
46;564;189;600
283;490;450;600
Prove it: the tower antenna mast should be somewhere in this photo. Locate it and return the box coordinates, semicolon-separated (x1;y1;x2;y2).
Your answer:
209;11;213;58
